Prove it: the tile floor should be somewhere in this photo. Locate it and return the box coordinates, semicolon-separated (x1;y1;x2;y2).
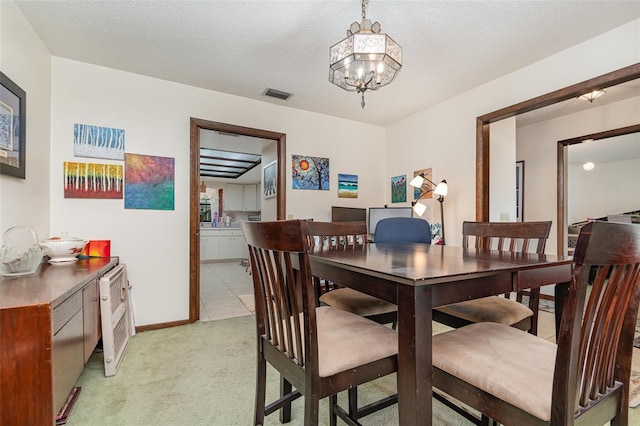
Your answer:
199;262;640;372
199;261;255;321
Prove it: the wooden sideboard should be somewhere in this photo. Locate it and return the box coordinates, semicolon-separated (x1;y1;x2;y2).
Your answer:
0;257;118;425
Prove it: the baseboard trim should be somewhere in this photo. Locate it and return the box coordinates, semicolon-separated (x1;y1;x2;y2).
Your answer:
135;319;191;333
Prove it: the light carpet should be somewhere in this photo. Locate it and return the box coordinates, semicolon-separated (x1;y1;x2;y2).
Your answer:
66;315;474;425
65;315;640;425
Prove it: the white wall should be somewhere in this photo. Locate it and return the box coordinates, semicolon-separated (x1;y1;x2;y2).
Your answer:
569;159;640;223
49;58;386;326
0;1;51;239
517;96;640;247
489;117;516;222
386;18;640;250
7;1;640;326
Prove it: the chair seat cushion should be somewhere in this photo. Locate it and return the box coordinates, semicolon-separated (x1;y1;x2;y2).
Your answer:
432;322;556;421
316;306;397;377
319;288;397;317
434;296;533;325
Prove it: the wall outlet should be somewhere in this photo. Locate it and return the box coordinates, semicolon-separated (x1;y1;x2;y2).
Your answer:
500;213;510;222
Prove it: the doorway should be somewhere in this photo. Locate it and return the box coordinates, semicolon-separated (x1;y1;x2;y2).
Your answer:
557;123;640;254
475;62;640;254
189;118;286;323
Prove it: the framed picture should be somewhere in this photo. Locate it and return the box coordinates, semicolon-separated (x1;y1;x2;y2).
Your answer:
263;160;277;199
292;154;329;190
516;160;524;222
338;173;358;198
0;72;26;179
391;175;407;203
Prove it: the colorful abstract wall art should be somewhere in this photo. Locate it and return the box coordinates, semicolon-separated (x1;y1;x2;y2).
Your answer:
63;162;123;199
413;167;433;200
391;175;407;203
292;155;329;190
124;153;175;210
338;173;358;198
74;123;125;160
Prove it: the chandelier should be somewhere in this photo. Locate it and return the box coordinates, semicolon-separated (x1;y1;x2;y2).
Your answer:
329;0;402;109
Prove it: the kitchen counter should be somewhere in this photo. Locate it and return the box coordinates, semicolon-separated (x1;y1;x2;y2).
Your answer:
200;225;243;231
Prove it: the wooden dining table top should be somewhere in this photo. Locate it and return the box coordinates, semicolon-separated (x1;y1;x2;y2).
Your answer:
308;242;573;426
310;242;571;285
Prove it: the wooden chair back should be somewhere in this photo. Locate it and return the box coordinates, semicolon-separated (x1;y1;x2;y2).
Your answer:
306;221;367;252
242;219;399;425
553;221;640;423
462;221;552;253
461;221;552;334
242;219;316;375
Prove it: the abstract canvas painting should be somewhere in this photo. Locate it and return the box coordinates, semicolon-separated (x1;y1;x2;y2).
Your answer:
63;162;123;199
292;154;329;190
413;167;433;200
124;153;175;210
74;123;125;160
391;175;407;203
338;173;358;198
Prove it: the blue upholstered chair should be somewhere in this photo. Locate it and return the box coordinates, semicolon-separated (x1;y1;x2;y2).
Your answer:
374;217;432;244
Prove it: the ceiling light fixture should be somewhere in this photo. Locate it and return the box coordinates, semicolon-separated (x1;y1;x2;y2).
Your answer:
583;162;595;171
578;89;606;102
329;0;402;109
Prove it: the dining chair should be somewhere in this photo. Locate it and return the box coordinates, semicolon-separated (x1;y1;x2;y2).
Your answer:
432;221;640;425
307;221;397;325
241;219;398;426
305;220;399;422
373;217;432;244
433;221;552;335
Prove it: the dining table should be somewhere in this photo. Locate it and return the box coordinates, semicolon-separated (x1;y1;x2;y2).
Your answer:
309;242;573;426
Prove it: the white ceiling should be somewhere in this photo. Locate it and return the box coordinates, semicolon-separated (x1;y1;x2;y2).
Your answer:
14;0;640;127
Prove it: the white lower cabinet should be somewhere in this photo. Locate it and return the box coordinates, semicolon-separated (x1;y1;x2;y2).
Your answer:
200;229;245;261
200;234;220;261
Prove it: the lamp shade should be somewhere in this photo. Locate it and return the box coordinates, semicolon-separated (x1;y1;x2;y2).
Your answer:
434;180;448;197
413;201;427;217
409;175;424;188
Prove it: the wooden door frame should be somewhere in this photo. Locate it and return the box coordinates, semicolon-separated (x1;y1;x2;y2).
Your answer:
475;63;640;254
189;118;286;323
557;123;640;252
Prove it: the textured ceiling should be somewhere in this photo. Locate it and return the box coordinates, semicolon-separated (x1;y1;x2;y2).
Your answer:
14;0;640;127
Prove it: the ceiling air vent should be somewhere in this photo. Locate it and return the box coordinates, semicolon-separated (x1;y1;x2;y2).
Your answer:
262;88;293;101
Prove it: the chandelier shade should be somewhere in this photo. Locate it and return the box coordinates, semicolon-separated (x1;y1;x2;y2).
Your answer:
329;32;402;92
329;0;402;108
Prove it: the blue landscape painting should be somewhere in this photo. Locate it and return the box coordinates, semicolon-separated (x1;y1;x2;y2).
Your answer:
74;123;125;160
338;173;358;198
